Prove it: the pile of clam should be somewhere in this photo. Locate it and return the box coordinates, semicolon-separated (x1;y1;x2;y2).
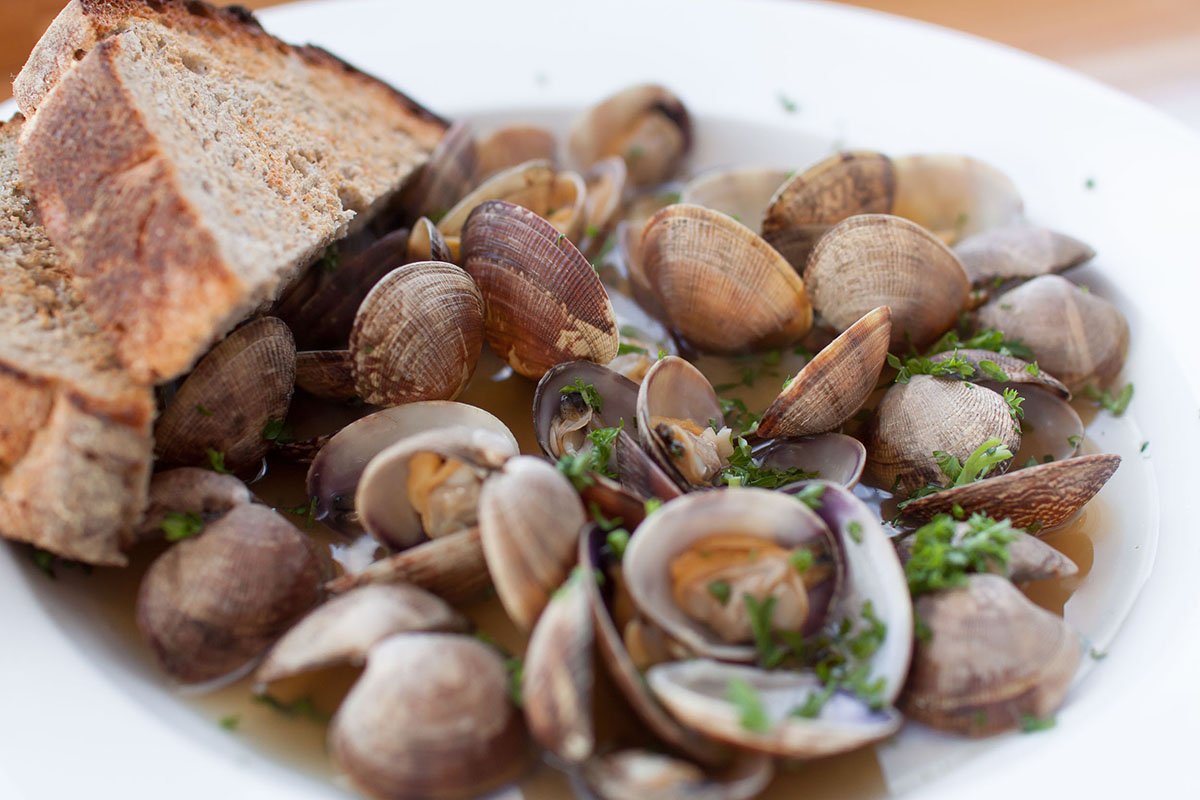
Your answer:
128;84;1130;799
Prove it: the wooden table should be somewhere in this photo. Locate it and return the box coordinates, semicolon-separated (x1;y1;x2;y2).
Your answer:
5;0;1200;126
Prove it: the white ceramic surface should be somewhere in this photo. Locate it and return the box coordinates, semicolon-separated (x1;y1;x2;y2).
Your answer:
3;0;1199;797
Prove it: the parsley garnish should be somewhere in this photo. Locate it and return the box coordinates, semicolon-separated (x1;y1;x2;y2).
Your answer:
261;418;294;443
1020;713;1057;733
585;224;600;239
717;397;761;437
978;360;1009;383
719;437;815;489
556;422;624;485
1082;382;1133;416
789;548;815;573
904;513;1018;596
1002;388;1025;424
886;351;974;384
847;521;863;544
196;404;214;417
617;341;648;356
777;93;799;113
206;448;231;474
561;378;604;413
1140;441;1149;454
282;497;318;528
626;145;645;159
219;715;240;731
727;678;771;733
1067;434;1082;448
1084;177;1096;190
644;498;664;516
925;329;1034;361
504;656;524;705
784;601;888;716
30;547;56;578
254;694;328;723
794;483;825;510
318;244;340;274
162;511;204;542
743;594;786;668
708;580;732;606
938;438;1014;487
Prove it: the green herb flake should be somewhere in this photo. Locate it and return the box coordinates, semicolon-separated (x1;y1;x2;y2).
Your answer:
727;678;771;733
30;547;56;579
904;513;1018;597
978;360;1009;383
206;448;231;474
162;511;205;542
262;417;294;443
318;244;340;274
254;693;328;723
585;224;600;239
1140;440;1149;454
720;436;815;489
1084;177;1096;190
219;715;240;731
1025;361;1040;376
503;656;524;706
626;145;645;160
1089;647;1108;660
887;350;975;384
846;521;863;544
1083;382;1134;416
777;93;800;114
617;341;648;356
1067;434;1082;448
605;529;631;559
1003;388;1025;424
743;594;786;668
794;483;825;510
561;377;604;413
789;548;815;573
707;579;732;606
1020;713;1057;733
762;349;782;367
195;404;214;417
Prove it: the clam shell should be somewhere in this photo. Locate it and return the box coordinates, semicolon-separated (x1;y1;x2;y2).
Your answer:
329;633;533;799
902;574;1081;736
325;529;491;603
406;216;455;263
580;155;628;258
155;317;296;476
462;200;619;379
896;529;1078;583
758;434;867;490
295;349;357;401
568;84;692;186
682;166;793;232
954;225;1094;287
350;262;485;407
580;750;773;800
476;125;558;182
396;120;478;222
1005;385;1084;464
900;453;1120;530
355;426;516;551
255;583;470;685
136;504;324;684
975;274;1129;393
479;456;587;630
762;150;894;241
930;348;1071;399
891;154;1024;244
636;356;724;491
533;360;640;459
522;569;594;762
622;488;841;663
805;214;970;350
866;375;1022;496
439;160;585;242
757;306;892;438
129;468;251;547
616;428;686;502
307;402;518;536
641;204;812;353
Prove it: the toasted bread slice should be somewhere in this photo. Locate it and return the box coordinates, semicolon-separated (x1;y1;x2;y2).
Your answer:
0;115;154;566
15;0;446;383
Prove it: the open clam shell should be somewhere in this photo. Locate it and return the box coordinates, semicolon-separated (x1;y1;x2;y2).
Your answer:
757;306;892;438
479;456;587;630
1006;385;1084;464
640;204;812;353
307;402;518;536
616;429;687;502
325;529;490;603
568;84;692;186
155;317;296;477
866;375;1022;496
475;125;558;182
462;200;619;379
255;583;470;686
804;214;970;350
954;225;1094;287
900;453;1120;530
522;569;595;762
975;274;1130;393
406;216;455;263
329;633;534;800
349;262;485;407
902;573;1081;736
580;155;628;259
891;154;1024;244
681;166;792;233
355;426;515;551
533;361;640;460
757;434;867;490
636;356;725;491
623;488;842;663
439;160;586;245
580;750;773;800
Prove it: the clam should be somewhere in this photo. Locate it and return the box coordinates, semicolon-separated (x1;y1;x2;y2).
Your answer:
406;216;455;263
307;402;518;536
329;633;533;800
533;361;639;460
438;160;587;247
681;166;792;233
396;120;478;223
640;204;812;353
295;349;357;401
1007;385;1084;464
866;375;1022;495
894;527;1078;584
580;750;773;800
568;84;692;186
579;155;628;259
349;262;485;407
128;467;251;547
615;428;687;502
757;306;892;438
326;529;490;603
975;275;1130;393
355;426;516;551
475;125;558;181
461;200;619;379
273;229;410;350
155;317;296;477
900;453;1120;530
756;435;867;490
636;356;731;490
805;214;970;350
478;456;586;630
890;154;1024;243
902;573;1081;736
136;504;324;684
954;225;1094;287
623;489;842;662
522;568;594;762
255;583;469;686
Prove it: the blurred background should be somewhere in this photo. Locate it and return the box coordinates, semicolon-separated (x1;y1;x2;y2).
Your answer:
4;0;1199;126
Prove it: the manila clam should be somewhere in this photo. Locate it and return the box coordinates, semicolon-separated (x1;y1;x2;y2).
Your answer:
954;224;1095;287
568;84;692;186
475;125;558;181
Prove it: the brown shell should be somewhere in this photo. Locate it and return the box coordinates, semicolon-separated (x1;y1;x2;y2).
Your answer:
329;633;534;800
866;375;1022;495
476;125;558;182
805;214;970;350
406;217;455;264
461;200;619;379
682;166;793;232
295;349;357;401
975;275;1129;393
325;529;491;604
349;262;485;406
135;504;324;684
954;225;1094;287
567;84;692;186
757;306;892;438
580;156;628;259
902;574;1081;736
478;456;586;630
128;468;251;547
640;204;812;353
762;151;895;235
900;453;1120;530
929;349;1071;399
396;120;478;222
154;317;296;476
891;155;1024;244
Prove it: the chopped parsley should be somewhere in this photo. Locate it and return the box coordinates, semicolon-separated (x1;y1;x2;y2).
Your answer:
978;360;1009;383
282;497;318;528
1141;440;1149;454
30;547;56;578
789;547;815;573
1020;713;1057;733
744;594;787;668
1084;177;1096;190
847;521;864;544
925;329;1035;361
1067;434;1082;448
261;417;294;443
1002;388;1025;424
254;694;328;723
162;511;204;542
556;422;624;486
585;224;600;239
886;351;975;384
904;513;1018;596
1089;647;1108;661
617;341;648;356
626;145;645;160
219;715;240;731
1082;382;1133;416
784;601;888;716
777;93;800;113
195;404;214;417
504;656;524;706
708;579;732;606
206;448;231;474
720;437;816;489
561;378;604;413
794;483;825;510
317;244;340;274
717;397;761;437
727;677;771;733
590;502;631;558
